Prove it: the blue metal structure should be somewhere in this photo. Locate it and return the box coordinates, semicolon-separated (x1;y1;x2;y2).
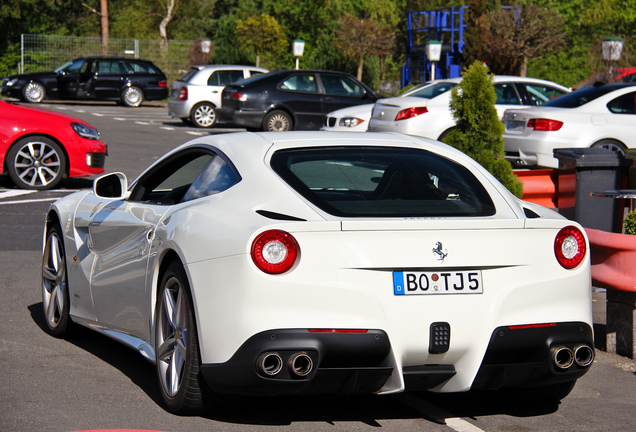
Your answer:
403;6;467;86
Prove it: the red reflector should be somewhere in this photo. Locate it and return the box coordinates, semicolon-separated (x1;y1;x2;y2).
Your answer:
158;80;168;88
527;118;563;131
308;329;369;333
395;106;428;121
509;323;557;330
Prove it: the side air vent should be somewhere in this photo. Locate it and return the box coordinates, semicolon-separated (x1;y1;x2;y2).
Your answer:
255;210;306;221
523;207;541;219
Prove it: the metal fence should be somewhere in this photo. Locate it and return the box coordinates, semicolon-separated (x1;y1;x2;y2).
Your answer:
20;34;196;83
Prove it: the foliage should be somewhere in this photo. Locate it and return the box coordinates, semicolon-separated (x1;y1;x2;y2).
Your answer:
332;14;396;81
444;61;523;198
236;14;287;69
624;210;636;235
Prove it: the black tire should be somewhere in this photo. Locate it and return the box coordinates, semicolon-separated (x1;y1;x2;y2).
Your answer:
591;139;627;154
121;86;144;107
22;81;46;103
190;102;217;128
263;110;293;132
41;223;73;338
6;136;66;190
155;261;209;414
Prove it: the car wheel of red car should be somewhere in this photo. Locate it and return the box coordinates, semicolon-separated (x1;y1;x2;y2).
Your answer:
7;136;66;190
121;86;144;107
22;81;46;103
263;110;292;132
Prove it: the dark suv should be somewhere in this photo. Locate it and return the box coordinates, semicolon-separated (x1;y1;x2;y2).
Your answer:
1;57;168;107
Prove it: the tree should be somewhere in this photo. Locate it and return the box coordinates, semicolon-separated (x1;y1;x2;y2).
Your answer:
484;3;566;77
236;14;287;68
157;0;178;46
444;61;523;198
332;13;395;81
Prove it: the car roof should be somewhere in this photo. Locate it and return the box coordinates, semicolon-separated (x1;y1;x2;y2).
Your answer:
191;64;269;71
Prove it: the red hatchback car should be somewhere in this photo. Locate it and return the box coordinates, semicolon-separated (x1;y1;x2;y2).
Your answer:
0;101;107;189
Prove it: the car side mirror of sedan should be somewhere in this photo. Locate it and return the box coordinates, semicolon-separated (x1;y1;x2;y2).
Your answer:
93;172;128;199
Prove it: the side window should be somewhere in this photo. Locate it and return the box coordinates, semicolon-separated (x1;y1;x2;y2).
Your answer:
321;75;365;97
209;70;245;86
494;83;521;105
128;61;159;74
607;92;636;114
182;155;240;202
279;74;318;92
66;59;86;74
129;151;214;204
522;84;568;106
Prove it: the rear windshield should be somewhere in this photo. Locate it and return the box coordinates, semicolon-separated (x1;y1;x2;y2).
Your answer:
404;82;457;99
543;85;623;108
271;147;495;217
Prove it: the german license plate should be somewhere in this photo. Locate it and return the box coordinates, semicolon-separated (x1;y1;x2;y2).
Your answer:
506;120;526;132
393;270;483;295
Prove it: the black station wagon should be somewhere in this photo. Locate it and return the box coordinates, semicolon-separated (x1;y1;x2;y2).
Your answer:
1;57;169;107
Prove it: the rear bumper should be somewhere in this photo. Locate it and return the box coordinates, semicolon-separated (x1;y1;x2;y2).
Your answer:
200;322;594;396
217;107;266;129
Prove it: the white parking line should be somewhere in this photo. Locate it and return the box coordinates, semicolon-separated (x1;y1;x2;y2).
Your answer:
0;190;36;199
393;393;486;432
0;197;59;205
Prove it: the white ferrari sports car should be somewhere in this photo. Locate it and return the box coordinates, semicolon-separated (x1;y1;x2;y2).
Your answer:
42;131;594;415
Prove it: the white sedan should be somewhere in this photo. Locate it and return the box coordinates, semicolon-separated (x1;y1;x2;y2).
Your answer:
503;83;636;168
42;131;594;415
364;76;569;140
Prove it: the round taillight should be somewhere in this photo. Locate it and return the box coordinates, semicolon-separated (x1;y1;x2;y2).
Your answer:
554;226;586;269
251;230;299;274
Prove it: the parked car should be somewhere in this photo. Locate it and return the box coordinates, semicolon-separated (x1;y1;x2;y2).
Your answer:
218;69;378;131
571;66;636;91
0;100;107;189
503;83;636;168
1;57;168;107
168;65;269;128
42;131;593;415
365;76;570;140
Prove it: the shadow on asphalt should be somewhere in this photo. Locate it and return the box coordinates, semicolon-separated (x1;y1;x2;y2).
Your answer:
28;304;561;425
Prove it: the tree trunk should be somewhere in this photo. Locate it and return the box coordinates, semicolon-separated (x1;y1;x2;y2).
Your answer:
357;57;364;81
159;0;177;47
100;0;109;56
520;55;528;77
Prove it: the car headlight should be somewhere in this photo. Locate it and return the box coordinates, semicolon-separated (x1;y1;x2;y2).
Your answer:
339;117;364;127
71;122;100;140
3;78;18;87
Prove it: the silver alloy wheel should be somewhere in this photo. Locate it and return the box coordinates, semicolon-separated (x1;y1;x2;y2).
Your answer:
23;81;45;103
42;230;66;331
266;111;291;131
10;139;62;189
156;275;188;397
122;86;143;107
592;139;627;154
192;103;216;128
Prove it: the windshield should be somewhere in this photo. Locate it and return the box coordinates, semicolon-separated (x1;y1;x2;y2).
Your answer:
271;146;495;217
54;60;74;73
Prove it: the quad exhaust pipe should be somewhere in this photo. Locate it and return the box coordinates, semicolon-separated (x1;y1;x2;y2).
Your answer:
257;351;314;377
551;344;594;370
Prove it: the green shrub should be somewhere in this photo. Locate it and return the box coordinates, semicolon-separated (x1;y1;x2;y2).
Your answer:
624;210;636;235
443;61;523;198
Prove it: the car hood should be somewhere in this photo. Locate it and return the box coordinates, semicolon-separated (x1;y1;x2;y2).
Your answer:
8;71;57;80
326;103;374;118
2;100;91;125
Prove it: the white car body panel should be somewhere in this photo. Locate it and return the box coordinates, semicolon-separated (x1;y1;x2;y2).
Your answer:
503;84;636;168
45;131;593;399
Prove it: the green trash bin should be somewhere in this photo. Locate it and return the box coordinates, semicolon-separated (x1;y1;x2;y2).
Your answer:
554;148;633;232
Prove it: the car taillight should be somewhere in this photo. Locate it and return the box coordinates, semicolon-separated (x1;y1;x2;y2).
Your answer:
554;226;586;269
527;118;563;131
251;230;299;274
395;107;428;121
178;86;187;101
158;80;167;88
230;91;247;102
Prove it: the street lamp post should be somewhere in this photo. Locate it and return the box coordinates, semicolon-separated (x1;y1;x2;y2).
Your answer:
426;40;442;81
602;36;624;75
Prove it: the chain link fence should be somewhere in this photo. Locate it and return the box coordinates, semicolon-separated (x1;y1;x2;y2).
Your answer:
20;34;196;83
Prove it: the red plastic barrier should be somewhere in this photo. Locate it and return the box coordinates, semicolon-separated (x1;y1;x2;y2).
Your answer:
585;227;636;292
515;169;558;208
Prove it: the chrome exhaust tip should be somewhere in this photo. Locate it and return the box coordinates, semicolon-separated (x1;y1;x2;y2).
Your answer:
257;352;283;376
552;346;574;370
574;345;595;367
288;352;313;377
